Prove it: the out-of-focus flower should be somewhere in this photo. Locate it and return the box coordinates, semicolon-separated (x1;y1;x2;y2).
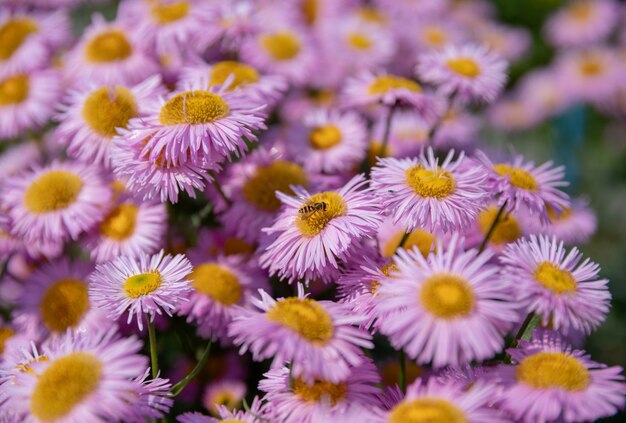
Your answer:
501;235;610;335
202;379;246;415
89;250;192;330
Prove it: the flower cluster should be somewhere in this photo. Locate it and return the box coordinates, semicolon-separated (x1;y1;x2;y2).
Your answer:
1;0;625;422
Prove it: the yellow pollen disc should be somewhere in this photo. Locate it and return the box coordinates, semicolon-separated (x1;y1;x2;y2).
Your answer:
447;57;481;78
0;18;38;60
40;278;90;333
190;263;242;305
517;352;590;391
159;90;230;125
24;170;84;214
223;237;255;256
477;206;521;245
382;229;436;258
368;75;422;95
266;297;334;343
420;273;475;319
124;272;162;298
85;30;132;63
210;392;239;410
309;124;342;150
405;165;456;199
151;1;190;24
260;32;301;61
548;207;572;222
347;32;372;50
209;61;260;90
492;164;539;191
82;86;137;137
388;398;468;423
242;161;308;212
0;74;29;106
295;191;346;237
371;262;398;294
534;262;577;294
100;203;138;240
568;2;592;21
0;327;14;354
30;352;103;421
293;378;347;405
302;0;318;25
424;27;447;47
358;7;387;24
579;58;602;76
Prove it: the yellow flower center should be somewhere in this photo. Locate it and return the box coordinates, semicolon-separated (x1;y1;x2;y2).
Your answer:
100;203;138;240
0;327;14;354
388;398;467;423
190;263;242;305
492;164;539;191
0;18;38;60
568;2;592;21
477;206;521;245
159;90;230;125
260;32;301;61
210;391;240;411
368;75;422;95
358;7;387;24
24;170;84;214
151;1;190;24
30;353;103;421
82;86;137;137
40;278;90;333
295;191;346;237
241;161;308;212
309;125;342;150
371;262;398;293
424;27;447;47
347;32;372;50
266;297;334;344
548;207;572;222
579;57;602;76
517;352;590;391
420;273;475;318
293;378;347;405
84;30;133;63
209;61;260;90
406;165;456;199
382;229;436;258
124;272;162;298
222;237;255;256
534;262;577;294
368;141;391;166
0;74;29;106
446;57;481;78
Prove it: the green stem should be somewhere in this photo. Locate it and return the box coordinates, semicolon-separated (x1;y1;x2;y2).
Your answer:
379;104;397;158
399;350;407;395
209;170;232;207
171;341;212;396
397;230;411;250
505;312;540;364
478;201;508;253
147;319;159;379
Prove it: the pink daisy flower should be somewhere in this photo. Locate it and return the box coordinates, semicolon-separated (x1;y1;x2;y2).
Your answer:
213;147;310;243
375;377;503;423
259;174;383;283
55;75;164;167
376;218;438;259
63;15;159;86
259;359;382;423
177;254;267;342
416;43;508;104
3;160;112;242
191;228;257;258
341;71;438;121
369;110;429;159
178;396;267;423
287;108;368;173
240;26;316;85
374;236;519;368
0;9;69;78
229;285;373;383
179;61;288;108
0;328;153;422
498;330;626;423
500;235;610;335
545;0;619;49
125;76;267;167
515;68;572;120
130;369;174;422
83;197;167;263
0;141;40;179
463;203;525;252
474;24;531;63
540;200;597;245
476;151;570;223
371;148;489;233
407;19;467;53
15;259;112;338
0;69;62;139
89;250;193;330
110;128;217;204
202;379;246;415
